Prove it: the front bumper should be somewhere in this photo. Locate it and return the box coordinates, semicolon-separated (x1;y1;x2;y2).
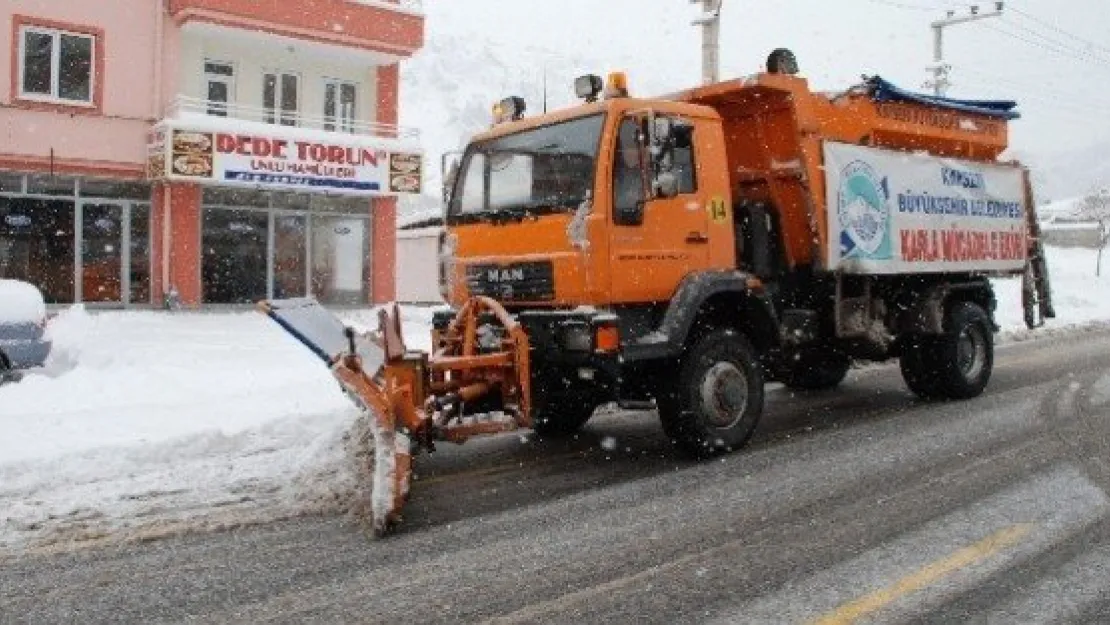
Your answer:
433;307;622;402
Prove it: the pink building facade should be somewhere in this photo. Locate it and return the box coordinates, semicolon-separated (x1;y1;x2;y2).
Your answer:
0;0;424;307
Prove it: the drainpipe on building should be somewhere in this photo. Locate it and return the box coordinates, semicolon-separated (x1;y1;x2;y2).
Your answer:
161;184;176;309
153;0;164;119
155;0;178;309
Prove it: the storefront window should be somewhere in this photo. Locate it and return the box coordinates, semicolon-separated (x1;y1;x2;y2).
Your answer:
81;203;124;302
26;174;76;196
311;215;370;305
0;197;75;303
202;208;268;304
130;204;151;305
273;214;307;298
79;179;150;200
203;187;269;209
0;173;23;194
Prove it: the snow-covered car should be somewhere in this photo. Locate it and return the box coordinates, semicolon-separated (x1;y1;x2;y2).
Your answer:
0;279;52;381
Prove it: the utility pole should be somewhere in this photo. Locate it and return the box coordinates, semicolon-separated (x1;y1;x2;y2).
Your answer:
690;0;723;84
926;2;1004;97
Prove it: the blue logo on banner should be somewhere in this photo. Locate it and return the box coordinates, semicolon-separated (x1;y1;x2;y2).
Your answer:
837;160;892;260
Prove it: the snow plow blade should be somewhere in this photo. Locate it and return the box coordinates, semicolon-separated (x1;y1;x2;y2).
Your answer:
258;297;531;536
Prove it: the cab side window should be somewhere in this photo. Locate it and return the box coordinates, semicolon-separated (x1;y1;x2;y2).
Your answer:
671;119;697;195
612;118;646;217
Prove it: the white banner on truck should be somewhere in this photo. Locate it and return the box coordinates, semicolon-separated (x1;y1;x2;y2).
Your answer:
824;142;1027;274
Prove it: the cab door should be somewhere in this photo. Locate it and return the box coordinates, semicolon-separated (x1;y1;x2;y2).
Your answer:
608;113;710;303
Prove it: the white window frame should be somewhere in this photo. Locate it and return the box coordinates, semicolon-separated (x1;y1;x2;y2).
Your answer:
204;59;236;117
323;78;359;134
17;25;96;106
262;69;301;127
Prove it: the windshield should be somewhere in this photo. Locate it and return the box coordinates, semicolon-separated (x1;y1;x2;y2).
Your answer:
449;114;604;221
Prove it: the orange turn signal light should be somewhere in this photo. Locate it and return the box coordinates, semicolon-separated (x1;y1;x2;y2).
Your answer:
595;325;620;353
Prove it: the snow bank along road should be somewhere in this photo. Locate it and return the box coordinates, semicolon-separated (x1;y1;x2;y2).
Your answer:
4;327;1110;623
2;245;1108;557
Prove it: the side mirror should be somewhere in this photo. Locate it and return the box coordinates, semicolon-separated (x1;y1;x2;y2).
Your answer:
441;151;463;205
652;117;673;143
616;200;645;227
653;171;679;199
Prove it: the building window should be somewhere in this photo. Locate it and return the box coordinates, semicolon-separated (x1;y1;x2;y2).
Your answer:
311;215;370;305
0;197;76;304
324;79;357;133
19;26;95;104
263;71;299;126
204;60;235;117
202;208;269;304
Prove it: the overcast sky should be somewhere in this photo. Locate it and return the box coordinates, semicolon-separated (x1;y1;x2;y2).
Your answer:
424;0;1110;166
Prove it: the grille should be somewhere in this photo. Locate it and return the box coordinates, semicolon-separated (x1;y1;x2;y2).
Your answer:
465;261;555;302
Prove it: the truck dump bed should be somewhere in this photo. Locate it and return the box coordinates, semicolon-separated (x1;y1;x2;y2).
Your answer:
673;73;1032;276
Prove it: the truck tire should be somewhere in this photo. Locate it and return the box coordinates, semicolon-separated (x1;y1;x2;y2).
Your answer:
782;350;851;391
900;301;994;400
657;329;764;458
531;393;596;437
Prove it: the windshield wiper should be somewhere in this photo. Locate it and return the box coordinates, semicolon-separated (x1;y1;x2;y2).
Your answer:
485;198;585;225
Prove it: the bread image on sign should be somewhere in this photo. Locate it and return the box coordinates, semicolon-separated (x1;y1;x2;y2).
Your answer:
389;153;422;193
171;131;214;178
390;153;422;175
391;174;421;193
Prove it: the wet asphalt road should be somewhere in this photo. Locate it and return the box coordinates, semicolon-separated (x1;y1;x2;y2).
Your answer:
4;329;1110;624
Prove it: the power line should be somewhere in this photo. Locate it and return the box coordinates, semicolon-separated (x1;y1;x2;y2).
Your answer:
957;66;1110;109
954;74;1110;119
1008;5;1110;57
862;0;941;12
977;22;1110;74
998;16;1110;66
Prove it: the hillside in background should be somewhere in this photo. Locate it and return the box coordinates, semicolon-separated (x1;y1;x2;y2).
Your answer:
396;35;676;225
397;36;1110;223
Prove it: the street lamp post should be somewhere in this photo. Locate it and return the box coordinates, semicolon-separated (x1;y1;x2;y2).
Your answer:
926;2;1005;97
690;0;723;84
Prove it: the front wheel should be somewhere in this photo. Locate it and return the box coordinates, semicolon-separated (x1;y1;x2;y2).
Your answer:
657;329;765;458
900;301;994;400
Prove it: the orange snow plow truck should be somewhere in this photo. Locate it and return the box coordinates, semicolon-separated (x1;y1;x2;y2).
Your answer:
262;53;1054;535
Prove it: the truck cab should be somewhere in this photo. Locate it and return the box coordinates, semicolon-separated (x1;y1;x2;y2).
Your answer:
442;88;734;308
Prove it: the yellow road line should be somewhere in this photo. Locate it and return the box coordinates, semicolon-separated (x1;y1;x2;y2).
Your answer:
810;523;1034;625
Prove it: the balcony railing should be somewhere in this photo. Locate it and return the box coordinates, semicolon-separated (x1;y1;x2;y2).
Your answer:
165;96;420;141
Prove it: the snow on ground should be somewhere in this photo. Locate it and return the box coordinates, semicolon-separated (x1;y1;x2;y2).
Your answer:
0;305;442;554
0;246;1106;555
993;246;1110;340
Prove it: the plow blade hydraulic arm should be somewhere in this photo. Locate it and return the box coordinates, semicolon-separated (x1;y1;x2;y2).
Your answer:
259;296;531;536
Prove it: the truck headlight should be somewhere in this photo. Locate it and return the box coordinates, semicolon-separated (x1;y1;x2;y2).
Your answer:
560;322;592;352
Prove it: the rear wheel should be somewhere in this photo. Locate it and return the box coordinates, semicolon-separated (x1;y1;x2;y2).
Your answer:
900;301;994;400
657;329;764;458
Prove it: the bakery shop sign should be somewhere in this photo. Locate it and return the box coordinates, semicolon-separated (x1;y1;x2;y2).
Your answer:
155;128;423;196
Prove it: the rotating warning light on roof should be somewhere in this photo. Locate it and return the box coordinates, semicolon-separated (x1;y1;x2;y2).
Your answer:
492;96;527;125
604;71;630;99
